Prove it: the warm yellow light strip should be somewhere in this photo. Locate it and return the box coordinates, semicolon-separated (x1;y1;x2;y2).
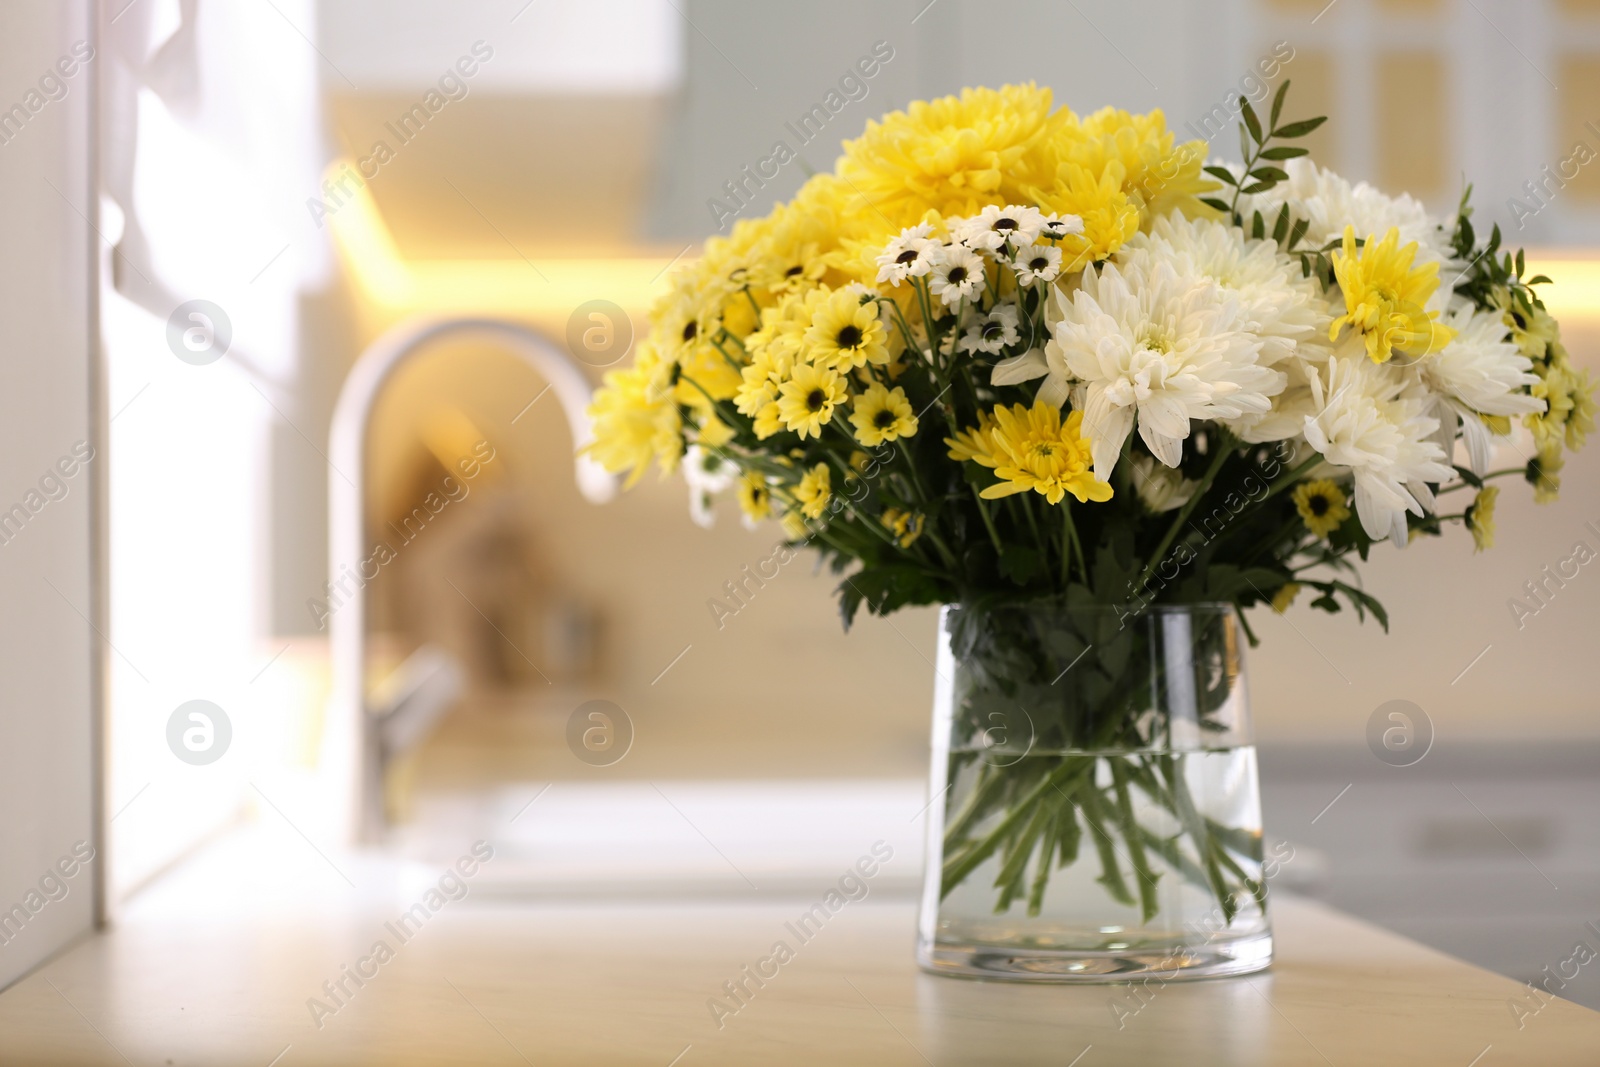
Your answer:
1526;257;1600;322
326;161;678;318
326;163;1600;329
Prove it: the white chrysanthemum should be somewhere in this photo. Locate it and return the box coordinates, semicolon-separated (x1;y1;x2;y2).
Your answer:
1039;252;1285;477
683;445;738;529
1232;357;1320;444
1302;355;1453;543
1418;303;1546;473
1130;453;1199;514
1122;212;1330;367
875;223;941;285
1242;158;1455;270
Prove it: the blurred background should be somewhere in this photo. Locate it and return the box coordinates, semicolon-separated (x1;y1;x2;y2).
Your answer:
2;0;1599;1013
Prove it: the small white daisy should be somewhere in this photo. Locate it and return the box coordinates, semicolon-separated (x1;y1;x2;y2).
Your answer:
928;244;986;307
682;445;738;529
953;205;1049;251
1040;213;1086;241
874;223;942;286
1012;243;1063;285
958;303;1021;355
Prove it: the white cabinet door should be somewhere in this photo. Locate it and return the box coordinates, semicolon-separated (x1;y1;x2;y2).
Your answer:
0;0;99;991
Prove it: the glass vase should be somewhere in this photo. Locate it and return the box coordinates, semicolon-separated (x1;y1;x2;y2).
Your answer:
917;601;1272;981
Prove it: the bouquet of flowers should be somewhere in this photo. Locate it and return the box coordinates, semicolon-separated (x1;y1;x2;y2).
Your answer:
585;83;1594;930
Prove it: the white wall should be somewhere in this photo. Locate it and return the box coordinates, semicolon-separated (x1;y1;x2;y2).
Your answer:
0;0;99;990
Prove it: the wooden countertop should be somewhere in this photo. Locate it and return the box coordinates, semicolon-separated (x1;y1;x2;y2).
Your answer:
1;826;1596;1066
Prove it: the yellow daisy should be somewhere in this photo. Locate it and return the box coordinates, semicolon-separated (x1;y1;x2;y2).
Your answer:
1530;444;1563;504
850;383;918;447
978;403;1113;505
804;288;889;370
1329;226;1455;364
880;507;925;548
1271;582;1300;614
794;462;832;520
584;345;682;487
1466;485;1498;552
1292;479;1350;538
776;362;848;440
737;472;773;522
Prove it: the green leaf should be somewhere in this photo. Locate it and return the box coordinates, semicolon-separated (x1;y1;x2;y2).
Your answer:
1272;115;1327;139
1453;465;1483;489
1251;210;1265;240
1248;166;1290;183
1270;79;1290;129
1287;216;1310;250
999;545;1042;586
838;581;864;631
1241;100;1263;145
1239;180;1275;195
1200;196;1232;213
1203;165;1240;186
1526;274;1552;286
1271;203;1290;243
1259;145;1310;160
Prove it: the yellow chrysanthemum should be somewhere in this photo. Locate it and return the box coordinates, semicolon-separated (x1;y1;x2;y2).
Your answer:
849;383;918;447
794;462;832;520
804;288;889;370
1292;479;1350;539
1329;226;1455;364
880;507;925;548
835;84;1060;235
584;346;682;488
1271;582;1300;614
737;472;773;522
1466;485;1498;552
1056;106;1217;223
977;403;1113;505
776;362;848;440
1039;163;1141;269
945;410;999;467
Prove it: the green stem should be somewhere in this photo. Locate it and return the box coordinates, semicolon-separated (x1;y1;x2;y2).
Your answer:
1439;467;1523;494
1078;786;1136;908
940;758;1091;897
1258;451;1322;504
972;486;1006;556
1137;431;1235;589
1111;760;1161;923
1058;502;1073;587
